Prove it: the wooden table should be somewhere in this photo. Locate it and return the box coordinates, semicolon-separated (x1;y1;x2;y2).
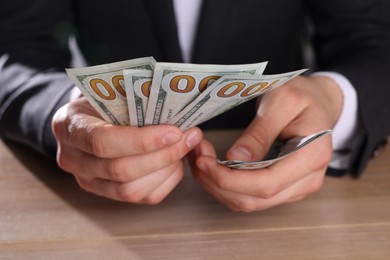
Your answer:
1;130;390;259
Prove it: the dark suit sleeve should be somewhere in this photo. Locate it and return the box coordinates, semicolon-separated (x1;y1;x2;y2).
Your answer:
307;0;390;176
0;0;74;156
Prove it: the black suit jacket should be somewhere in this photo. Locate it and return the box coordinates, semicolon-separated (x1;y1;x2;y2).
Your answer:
1;0;390;177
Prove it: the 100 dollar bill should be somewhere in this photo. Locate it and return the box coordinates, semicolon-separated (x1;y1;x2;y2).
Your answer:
170;69;307;130
66;57;156;125
144;61;268;125
123;69;153;127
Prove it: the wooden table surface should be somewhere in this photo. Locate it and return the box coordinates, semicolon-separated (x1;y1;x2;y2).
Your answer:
1;129;390;260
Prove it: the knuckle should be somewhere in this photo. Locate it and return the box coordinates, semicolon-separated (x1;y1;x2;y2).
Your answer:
234;199;258;213
51;118;62;138
134;126;178;153
282;83;305;100
117;186;144;203
162;147;182;166
227;204;241;212
306;174;325;194
132;129;150;153
260;189;277;199
258;180;280;199
76;178;93;193
139;138;150;153
144;194;164;205
283;86;309;110
86;128;107;157
51;107;68;138
214;176;229;190
56;150;73;173
105;159;127;182
318;150;333;169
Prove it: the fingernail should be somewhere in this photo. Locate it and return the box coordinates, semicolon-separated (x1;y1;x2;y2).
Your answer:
162;132;181;145
229;146;252;161
186;129;202;149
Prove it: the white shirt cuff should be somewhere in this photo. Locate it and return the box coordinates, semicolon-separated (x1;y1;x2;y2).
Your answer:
69;86;82;101
311;71;361;169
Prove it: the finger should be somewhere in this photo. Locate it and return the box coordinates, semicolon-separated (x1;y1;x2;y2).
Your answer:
67;123;184;158
193;171;248;211
58;128;203;182
226;116;277;161
191;139;217;159
194;164;325;212
188;139;217;180
187;137;215;166
197;132;332;198
226;86;305;162
53;100;186;158
143;161;185;204
76;162;182;203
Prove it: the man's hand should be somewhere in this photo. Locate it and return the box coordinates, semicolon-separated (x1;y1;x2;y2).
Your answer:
52;97;202;204
189;75;343;212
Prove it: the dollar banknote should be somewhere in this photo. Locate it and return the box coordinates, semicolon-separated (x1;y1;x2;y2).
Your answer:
144;61;268;125
170;69;307;130
66;56;331;170
218;130;332;169
66;57;156;125
123;69;153;127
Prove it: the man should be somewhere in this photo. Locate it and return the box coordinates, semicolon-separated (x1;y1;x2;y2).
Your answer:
1;0;389;211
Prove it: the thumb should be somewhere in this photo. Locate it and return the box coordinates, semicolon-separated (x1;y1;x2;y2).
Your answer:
226;115;280;162
226;81;310;162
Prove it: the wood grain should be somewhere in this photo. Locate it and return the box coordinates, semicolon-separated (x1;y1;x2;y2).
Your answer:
1;130;389;259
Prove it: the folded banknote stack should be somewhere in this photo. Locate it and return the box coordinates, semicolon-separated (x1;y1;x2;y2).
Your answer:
66;57;330;169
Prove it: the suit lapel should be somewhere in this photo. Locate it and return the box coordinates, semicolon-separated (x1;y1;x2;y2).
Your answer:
143;0;182;62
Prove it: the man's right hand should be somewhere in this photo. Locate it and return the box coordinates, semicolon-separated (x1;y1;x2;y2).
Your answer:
52;97;202;204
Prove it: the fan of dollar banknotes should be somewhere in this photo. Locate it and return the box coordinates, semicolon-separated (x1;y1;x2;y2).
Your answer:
66;56;331;169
